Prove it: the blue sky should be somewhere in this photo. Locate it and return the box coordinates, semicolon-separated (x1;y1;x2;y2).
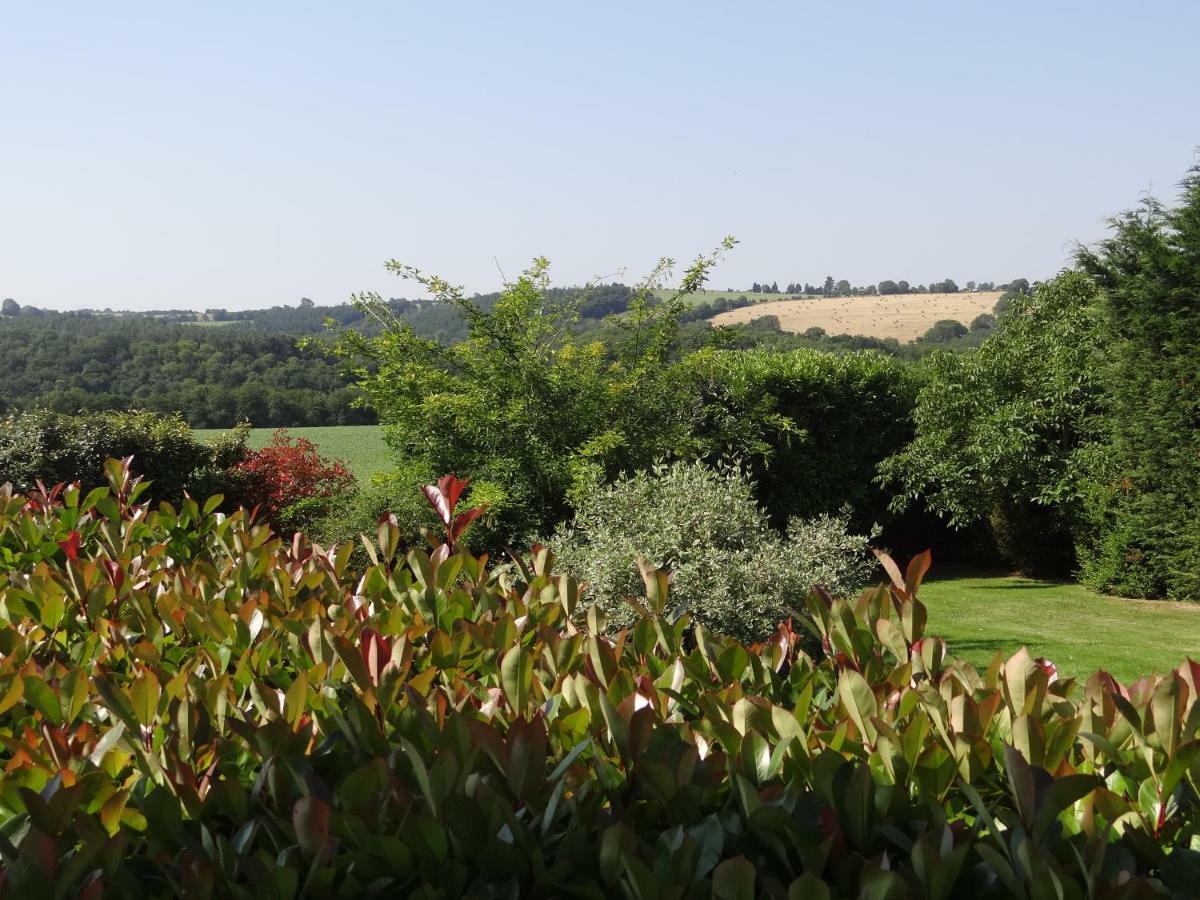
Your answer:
2;2;1197;310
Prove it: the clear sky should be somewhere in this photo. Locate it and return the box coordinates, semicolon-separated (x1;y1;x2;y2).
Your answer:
2;2;1197;310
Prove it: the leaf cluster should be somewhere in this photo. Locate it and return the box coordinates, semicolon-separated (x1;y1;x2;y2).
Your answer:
1;467;1199;896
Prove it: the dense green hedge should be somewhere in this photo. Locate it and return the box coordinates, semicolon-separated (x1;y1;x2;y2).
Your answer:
687;348;918;530
1074;163;1200;599
0;409;245;503
2;467;1200;896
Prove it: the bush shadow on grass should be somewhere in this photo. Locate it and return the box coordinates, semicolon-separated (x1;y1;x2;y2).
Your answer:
947;637;1027;656
986;580;1072;590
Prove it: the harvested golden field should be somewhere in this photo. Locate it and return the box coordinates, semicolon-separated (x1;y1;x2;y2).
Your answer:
708;291;1004;342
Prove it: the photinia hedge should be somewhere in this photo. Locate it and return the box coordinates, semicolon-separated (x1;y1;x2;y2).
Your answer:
0;462;1198;897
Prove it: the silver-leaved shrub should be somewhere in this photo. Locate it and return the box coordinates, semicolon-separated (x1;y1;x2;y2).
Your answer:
551;460;877;643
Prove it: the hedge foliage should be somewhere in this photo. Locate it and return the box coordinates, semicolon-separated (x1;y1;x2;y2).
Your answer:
328;246;916;549
328;251;733;544
1074;163;1200;599
0;409;241;504
687;348;918;531
1;464;1200;896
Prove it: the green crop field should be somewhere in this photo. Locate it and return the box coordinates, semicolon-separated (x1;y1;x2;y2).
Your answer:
194;425;390;482
649;288;800;307
920;570;1200;682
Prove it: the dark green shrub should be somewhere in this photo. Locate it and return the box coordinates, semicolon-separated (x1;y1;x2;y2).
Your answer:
686;347;917;530
987;497;1078;577
920;318;968;342
551;460;877;643
879;272;1105;577
0;408;238;502
1075;162;1200;599
969;312;996;332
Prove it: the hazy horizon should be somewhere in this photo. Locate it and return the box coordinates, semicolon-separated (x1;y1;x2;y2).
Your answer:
3;2;1197;311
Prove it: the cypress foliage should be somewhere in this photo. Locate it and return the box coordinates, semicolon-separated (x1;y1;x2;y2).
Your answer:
1076;163;1200;598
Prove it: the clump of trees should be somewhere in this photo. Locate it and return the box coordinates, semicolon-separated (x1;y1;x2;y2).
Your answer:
328;241;738;540
0;314;373;427
879;272;1104;575
880;160;1200;597
325;241;920;551
920;319;969;343
1073;165;1200;598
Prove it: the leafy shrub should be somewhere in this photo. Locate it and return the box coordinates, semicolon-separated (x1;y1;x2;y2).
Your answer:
969;312;996;332
232;429;355;533
312;461;510;573
2;467;1200;896
551;460;877;643
920;319;969;342
986;497;1080;577
686;347;917;530
0;408;238;503
879;272;1105;576
329;243;735;543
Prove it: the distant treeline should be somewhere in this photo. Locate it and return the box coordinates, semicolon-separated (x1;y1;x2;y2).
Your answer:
742;277;1027;297
0;314;370;428
0;281;1014;427
0;289;642;427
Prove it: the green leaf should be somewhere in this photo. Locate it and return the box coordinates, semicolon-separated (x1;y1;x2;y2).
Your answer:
875;618;908;661
143;787;183;842
599;824;632;886
400;738;439;817
293;795;331;859
22;676;62;723
501;645;534;717
1003;743;1037;829
689;815;725;880
100;790;130;837
1032;774;1100;842
130;673;161;727
39;592;64;630
712;856;756;900
284;671;308;728
1152;673;1183;756
788;873;831;900
506;714;547;803
838;670;878;745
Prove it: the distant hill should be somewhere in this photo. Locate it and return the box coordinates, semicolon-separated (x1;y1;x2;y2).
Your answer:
709;291;1004;342
0;283;1010;429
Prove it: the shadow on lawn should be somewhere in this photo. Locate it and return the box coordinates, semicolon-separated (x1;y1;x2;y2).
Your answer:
943;638;1027;657
981;581;1070;591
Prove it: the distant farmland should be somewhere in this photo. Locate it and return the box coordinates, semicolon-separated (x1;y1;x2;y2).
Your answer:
193;425;389;482
649;288;803;308
708;291;1004;342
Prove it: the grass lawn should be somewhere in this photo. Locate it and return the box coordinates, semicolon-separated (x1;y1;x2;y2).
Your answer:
193;425;389;482
920;569;1200;683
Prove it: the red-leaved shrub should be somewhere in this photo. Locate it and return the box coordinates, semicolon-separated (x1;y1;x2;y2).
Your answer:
234;429;355;529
